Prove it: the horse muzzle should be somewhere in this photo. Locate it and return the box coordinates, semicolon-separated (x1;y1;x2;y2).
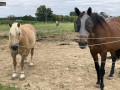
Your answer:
11;45;18;51
77;36;88;49
78;42;87;49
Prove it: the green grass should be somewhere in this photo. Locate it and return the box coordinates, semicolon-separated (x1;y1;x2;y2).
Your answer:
0;24;9;31
0;22;75;40
0;84;19;90
0;22;74;34
34;23;74;35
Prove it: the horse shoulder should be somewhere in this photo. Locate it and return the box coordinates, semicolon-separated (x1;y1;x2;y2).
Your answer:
21;24;36;47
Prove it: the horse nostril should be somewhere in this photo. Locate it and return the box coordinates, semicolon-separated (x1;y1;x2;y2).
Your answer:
11;45;18;51
85;42;88;45
78;41;88;49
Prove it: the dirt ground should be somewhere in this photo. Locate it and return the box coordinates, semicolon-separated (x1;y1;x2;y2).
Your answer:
0;39;120;90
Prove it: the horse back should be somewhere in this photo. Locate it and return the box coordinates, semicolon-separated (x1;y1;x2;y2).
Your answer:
106;17;120;29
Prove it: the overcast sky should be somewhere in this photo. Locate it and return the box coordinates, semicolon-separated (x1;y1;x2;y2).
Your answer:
0;0;120;17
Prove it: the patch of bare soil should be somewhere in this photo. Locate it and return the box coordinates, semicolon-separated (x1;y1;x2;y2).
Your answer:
0;39;120;90
36;33;79;42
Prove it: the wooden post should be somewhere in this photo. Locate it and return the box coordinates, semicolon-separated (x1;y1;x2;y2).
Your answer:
0;2;6;6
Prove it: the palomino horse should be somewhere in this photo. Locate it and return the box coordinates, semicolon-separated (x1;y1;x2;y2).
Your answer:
75;7;120;90
9;22;36;80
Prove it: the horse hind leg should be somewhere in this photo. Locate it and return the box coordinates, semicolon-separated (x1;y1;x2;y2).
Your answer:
24;57;27;64
29;48;34;67
109;51;117;77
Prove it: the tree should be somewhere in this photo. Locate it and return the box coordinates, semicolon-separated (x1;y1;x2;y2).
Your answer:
52;14;56;21
21;15;35;21
69;11;77;16
63;15;70;22
7;15;15;20
35;5;53;22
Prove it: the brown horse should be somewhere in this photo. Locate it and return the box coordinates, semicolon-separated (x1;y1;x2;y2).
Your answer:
75;7;120;90
9;22;36;80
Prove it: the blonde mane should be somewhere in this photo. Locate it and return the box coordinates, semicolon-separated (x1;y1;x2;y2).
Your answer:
9;22;21;36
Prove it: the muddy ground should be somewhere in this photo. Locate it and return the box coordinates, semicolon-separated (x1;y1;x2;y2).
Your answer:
0;37;120;90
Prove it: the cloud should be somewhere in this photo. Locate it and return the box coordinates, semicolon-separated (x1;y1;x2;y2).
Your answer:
0;0;120;17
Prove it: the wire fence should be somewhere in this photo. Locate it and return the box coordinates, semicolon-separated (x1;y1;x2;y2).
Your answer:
0;37;120;89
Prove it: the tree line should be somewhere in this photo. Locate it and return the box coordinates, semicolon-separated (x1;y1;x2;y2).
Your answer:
0;5;77;23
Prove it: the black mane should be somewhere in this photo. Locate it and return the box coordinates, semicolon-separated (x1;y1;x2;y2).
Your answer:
90;13;107;29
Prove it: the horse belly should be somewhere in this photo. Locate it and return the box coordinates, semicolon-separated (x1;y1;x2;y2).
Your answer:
106;42;120;51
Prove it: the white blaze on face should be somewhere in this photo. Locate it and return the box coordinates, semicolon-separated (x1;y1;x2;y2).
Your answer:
9;23;22;45
79;13;90;37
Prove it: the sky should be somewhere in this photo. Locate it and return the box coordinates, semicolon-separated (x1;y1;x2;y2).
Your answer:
0;0;120;18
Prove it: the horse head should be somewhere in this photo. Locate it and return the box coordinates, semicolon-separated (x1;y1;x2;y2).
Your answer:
75;7;94;49
9;22;22;51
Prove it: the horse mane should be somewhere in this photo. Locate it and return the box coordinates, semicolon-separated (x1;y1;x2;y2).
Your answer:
90;13;107;29
11;22;20;28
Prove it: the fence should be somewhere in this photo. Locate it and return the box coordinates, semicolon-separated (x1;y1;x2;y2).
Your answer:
0;37;120;89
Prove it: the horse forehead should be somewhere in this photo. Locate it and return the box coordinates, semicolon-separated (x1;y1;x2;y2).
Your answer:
80;13;89;22
79;13;90;37
10;26;19;36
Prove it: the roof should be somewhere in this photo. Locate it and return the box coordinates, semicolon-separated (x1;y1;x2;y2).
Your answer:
0;2;6;6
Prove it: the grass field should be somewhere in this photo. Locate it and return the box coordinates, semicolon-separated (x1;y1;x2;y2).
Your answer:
0;23;74;34
0;22;75;41
0;24;9;31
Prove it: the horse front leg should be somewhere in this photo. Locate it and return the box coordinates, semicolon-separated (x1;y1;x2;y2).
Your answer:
109;51;117;77
100;51;107;90
11;53;17;80
20;55;26;80
90;50;100;85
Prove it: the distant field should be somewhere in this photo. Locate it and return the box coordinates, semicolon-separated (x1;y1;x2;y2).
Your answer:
0;24;9;31
35;23;74;34
0;22;74;34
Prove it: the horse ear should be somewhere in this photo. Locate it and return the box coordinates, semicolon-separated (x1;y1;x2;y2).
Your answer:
9;23;12;27
87;7;92;16
17;23;20;27
75;7;81;16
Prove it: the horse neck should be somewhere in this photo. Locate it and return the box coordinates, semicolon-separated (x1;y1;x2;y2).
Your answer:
19;28;27;46
89;24;110;38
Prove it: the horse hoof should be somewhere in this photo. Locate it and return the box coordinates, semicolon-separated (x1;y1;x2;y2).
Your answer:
12;76;18;80
109;74;113;77
20;77;25;81
20;74;25;80
101;88;104;90
95;81;100;88
12;73;18;80
24;61;28;64
29;62;34;67
95;84;100;88
107;75;113;80
100;84;104;90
